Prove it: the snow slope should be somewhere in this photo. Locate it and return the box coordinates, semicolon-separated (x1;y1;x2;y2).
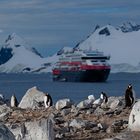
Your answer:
0;33;51;73
75;22;140;72
76;25;140;66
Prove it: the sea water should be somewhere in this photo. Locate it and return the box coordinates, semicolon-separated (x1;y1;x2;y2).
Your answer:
0;73;140;103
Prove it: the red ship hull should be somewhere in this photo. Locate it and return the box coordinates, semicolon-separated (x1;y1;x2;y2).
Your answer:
52;65;110;82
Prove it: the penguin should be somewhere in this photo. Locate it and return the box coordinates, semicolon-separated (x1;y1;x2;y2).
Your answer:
100;92;108;104
10;94;18;107
125;84;136;108
93;92;108;105
0;94;5;105
44;93;53;108
0;94;4;100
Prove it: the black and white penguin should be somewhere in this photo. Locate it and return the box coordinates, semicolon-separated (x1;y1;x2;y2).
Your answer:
101;92;108;104
10;94;18;107
44;93;53;108
125;84;136;107
93;92;108;105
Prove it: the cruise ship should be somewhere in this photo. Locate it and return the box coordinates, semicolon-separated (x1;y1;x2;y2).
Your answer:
52;50;111;82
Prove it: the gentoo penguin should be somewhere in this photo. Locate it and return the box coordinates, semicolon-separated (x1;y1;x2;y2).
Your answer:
101;92;108;103
10;94;18;107
44;93;53;108
93;92;108;105
125;84;136;107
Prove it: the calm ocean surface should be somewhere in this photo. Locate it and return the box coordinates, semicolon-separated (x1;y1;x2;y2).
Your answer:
0;73;140;103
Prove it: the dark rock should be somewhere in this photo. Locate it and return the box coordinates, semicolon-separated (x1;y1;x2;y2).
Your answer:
0;123;15;140
55;117;65;125
114;110;122;115
99;27;110;36
0;47;13;65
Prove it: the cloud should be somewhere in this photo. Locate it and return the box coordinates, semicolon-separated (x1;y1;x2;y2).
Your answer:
0;0;140;56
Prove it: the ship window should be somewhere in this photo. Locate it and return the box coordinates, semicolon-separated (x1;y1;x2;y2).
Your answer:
91;60;98;62
100;60;106;62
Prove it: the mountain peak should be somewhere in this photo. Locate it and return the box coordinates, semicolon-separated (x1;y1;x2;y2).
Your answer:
119;21;140;32
97;24;119;36
4;33;28;48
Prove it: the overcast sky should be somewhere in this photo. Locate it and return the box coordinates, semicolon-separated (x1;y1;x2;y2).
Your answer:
0;0;140;56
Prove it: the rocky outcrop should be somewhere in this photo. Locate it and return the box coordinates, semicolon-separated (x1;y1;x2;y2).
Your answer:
8;118;54;140
53;96;131;140
0;123;15;140
129;101;140;131
107;96;125;110
18;86;45;109
76;99;94;109
0;87;139;140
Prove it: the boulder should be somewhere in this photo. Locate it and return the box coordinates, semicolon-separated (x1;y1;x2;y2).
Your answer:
69;118;97;130
69;118;87;129
0;123;15;140
61;108;71;116
55;99;73;110
94;107;107;115
76;99;93;109
129;101;140;131
107;96;124;110
8;118;54;140
0;104;11;121
18;86;45;109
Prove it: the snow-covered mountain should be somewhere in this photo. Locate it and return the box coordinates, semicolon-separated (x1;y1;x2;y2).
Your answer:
74;22;140;72
1;22;140;73
0;33;58;73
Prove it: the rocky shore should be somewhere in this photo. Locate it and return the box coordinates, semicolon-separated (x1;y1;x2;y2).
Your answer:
0;86;140;140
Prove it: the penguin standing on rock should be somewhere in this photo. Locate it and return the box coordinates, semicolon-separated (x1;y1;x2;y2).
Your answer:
125;84;136;108
10;94;18;107
44;93;53;109
93;92;108;105
101;92;108;104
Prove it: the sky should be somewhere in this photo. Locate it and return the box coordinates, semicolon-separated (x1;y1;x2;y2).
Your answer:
0;0;140;57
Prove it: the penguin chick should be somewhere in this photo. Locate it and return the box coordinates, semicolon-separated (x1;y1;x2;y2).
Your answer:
11;94;18;107
44;93;53;108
